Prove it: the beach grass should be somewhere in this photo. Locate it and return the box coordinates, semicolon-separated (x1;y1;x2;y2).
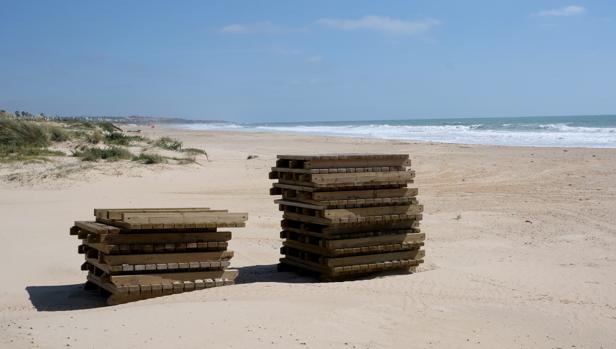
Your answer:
154;136;183;151
73;146;133;161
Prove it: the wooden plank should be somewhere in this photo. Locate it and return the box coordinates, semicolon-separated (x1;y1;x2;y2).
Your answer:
274;196;418;210
281;218;421;236
282;239;423;257
280;256;420;279
84;258;231;275
275;199;326;210
110;269;239;286
102;251;234;265
282;225;419;240
94;208;216;220
312;188;418;201
325;232;426;249
280;230;425;249
322;249;425;267
323;205;424;220
95;217;246;230
82;241;228;254
87;272;237;305
311;171;415;186
305;158;409;169
271;166;405;175
86;231;232;244
281;206;423;224
271;182;316;192
75;221;121;234
277;154;409;161
120;211;245;220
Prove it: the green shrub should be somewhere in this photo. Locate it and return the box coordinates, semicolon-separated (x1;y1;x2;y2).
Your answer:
0;118;50;148
154;137;182;151
0;145;64;162
104;131;144;146
47;126;70;142
97;121;120;133
63;119;95;129
86;130;103;144
133;153;166;164
73;146;133;161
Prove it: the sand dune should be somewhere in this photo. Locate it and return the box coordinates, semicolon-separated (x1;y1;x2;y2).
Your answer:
1;128;615;348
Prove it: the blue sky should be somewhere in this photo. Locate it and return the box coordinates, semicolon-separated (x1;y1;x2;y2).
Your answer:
1;1;615;122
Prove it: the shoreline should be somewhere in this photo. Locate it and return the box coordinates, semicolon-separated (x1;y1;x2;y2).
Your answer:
156;124;616;151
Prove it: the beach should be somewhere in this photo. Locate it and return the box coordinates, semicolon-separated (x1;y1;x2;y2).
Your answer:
1;128;615;348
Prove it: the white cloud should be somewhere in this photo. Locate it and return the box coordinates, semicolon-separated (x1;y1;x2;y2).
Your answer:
220;22;279;34
533;5;585;17
316;15;439;35
305;56;323;64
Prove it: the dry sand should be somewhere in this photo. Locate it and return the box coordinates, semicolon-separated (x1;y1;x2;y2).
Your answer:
1;128;615;348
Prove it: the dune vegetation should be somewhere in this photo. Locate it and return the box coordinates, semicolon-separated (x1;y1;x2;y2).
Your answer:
0;111;206;165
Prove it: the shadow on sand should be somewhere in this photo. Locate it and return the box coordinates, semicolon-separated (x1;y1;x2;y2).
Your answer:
26;284;107;311
235;264;317;284
27;265;409;310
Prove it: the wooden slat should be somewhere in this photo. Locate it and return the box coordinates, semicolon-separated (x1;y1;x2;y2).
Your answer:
323;205;424;220
310;171;415;186
75;221;121;234
277;154;409;161
312;187;418;201
102;251;234;265
84;258;231;274
110;269;239;286
325;232;426;249
95;217;246;230
279;256;421;279
282;239;423;257
85;231;232;244
94;208;216;220
82;241;228;254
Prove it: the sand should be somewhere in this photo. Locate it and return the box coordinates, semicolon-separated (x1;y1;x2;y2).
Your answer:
1;128;615;348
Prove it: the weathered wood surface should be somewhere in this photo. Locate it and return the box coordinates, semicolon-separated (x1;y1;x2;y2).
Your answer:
84;258;231;275
73;221;121;235
81;241;228;254
275;154;411;170
282;245;425;267
279;257;420;281
79;230;232;244
96;217;246;230
282;239;424;257
277;154;410;161
280;230;425;249
281;207;423;225
270;166;406;176
110;269;239;286
87;270;237;305
272;171;415;188
100;250;234;265
94;208;217;220
274;197;418;210
280;218;420;236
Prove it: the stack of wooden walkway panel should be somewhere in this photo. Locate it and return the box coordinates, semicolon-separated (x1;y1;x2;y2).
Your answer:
269;154;425;281
70;208;247;305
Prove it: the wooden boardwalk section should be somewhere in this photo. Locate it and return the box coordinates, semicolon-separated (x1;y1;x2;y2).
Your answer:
71;207;247;304
270;154;425;281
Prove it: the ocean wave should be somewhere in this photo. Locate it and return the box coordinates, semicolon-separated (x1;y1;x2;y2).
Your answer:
178;121;616;148
538;123;616;133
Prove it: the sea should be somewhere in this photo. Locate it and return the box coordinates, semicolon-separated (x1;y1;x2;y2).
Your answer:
176;115;616;148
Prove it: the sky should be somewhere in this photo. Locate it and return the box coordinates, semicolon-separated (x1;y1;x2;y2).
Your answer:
1;1;615;122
